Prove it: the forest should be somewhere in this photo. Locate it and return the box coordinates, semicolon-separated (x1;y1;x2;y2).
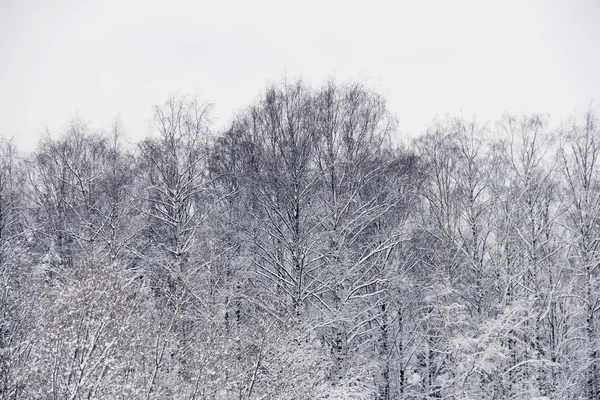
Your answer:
1;80;600;399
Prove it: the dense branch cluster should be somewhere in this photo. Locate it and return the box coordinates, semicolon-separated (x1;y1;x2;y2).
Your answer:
1;80;599;399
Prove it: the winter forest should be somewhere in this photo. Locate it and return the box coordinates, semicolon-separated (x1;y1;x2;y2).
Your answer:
1;80;600;399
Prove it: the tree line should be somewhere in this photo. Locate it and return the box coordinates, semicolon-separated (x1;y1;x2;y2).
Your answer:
1;80;599;399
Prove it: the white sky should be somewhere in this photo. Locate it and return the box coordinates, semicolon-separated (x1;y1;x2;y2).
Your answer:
1;0;599;151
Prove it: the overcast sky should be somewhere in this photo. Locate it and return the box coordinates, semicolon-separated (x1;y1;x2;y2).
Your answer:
1;0;599;151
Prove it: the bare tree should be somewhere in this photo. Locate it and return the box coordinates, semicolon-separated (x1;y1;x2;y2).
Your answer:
558;109;600;399
0;138;31;399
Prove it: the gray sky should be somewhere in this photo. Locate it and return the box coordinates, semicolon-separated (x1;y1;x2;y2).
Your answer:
1;0;599;151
